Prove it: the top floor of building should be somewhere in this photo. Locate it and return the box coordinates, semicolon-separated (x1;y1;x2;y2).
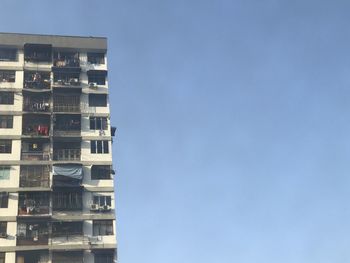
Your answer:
0;33;108;70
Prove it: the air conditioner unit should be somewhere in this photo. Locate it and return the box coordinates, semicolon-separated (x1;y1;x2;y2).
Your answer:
89;82;98;89
0;232;7;238
100;205;111;212
90;204;99;211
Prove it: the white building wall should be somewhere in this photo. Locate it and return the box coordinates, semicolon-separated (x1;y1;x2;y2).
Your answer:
0;222;17;247
0;140;21;161
0;115;22;136
0;193;18;217
4;252;15;263
81;140;112;162
82;166;114;188
0;93;22;112
0;165;20;188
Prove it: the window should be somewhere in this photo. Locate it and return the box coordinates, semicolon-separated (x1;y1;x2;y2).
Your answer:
93;220;113;236
0;140;11;153
93;195;112;206
0;115;13;128
20;166;50;187
0;70;15;82
89;94;107;107
53;191;82;211
0;166;10;180
91;165;112;180
0;92;14;105
88;72;106;85
87;52;105;64
0;192;8;208
89;117;107;130
52;222;83;237
95;253;114;263
90;140;109;154
0;222;7;237
0;48;17;61
0;252;5;263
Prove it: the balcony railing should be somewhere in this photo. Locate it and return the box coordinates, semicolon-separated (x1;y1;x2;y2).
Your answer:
23;125;50;136
17;235;49;246
23;102;50;112
53;149;81;161
53;130;81;137
53;79;80;87
20;177;49;188
53;104;80;113
21;151;50;161
54;58;80;68
18;204;50;216
24;80;51;90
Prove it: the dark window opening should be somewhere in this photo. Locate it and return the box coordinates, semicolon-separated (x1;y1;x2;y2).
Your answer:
0;92;14;105
0;140;11;153
93;220;113;236
89;117;107;130
0;48;17;61
87;70;107;85
91;165;112;180
0;222;7;237
87;52;105;64
91;140;109;154
0;252;4;263
89;94;107;107
95;253;114;263
0;115;13;128
0;192;9;208
0;70;15;82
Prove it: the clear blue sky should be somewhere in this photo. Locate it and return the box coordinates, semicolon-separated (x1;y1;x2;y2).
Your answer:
2;0;350;262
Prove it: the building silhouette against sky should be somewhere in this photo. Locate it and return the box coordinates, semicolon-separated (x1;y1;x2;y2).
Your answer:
0;33;117;263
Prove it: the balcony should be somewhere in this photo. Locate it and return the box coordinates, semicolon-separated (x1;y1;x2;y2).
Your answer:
52;222;83;245
16;221;49;246
53;114;81;137
24;44;52;63
20;165;50;188
53;72;80;87
18;192;50;216
24;71;51;90
53;149;81;161
23;94;50;113
21;141;50;161
53;94;80;113
52;251;83;263
53;190;83;211
53;164;83;187
16;251;49;263
53;51;80;68
22;115;50;136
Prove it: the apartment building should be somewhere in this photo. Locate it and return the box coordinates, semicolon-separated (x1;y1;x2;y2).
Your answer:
0;33;116;263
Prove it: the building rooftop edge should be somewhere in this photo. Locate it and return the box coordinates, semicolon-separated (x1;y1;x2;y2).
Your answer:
0;32;107;40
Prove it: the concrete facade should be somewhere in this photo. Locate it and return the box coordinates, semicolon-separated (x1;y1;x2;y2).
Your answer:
0;33;116;263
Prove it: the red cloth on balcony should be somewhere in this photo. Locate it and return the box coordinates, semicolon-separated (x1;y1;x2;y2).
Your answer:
37;125;49;136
